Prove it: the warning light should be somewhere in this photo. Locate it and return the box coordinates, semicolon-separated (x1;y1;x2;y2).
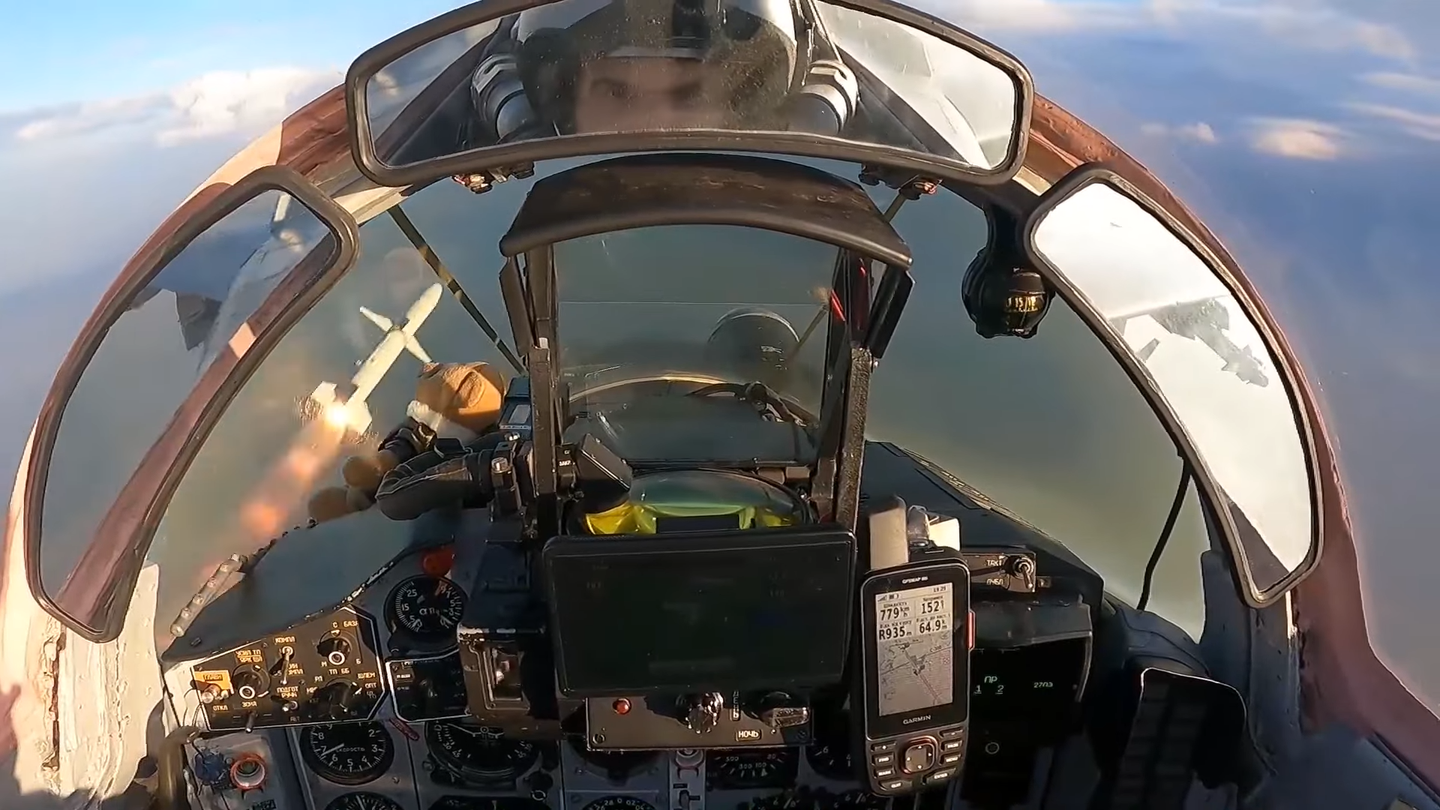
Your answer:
421;546;455;577
613;698;632;715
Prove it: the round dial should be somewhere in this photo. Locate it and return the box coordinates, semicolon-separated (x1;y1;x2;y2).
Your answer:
707;748;799;790
834;791;893;810
324;793;405;810
429;799;551;810
386;576;467;643
747;792;817;810
805;709;856;782
805;736;854;781
425;722;538;783
232;667;268;700
300;722;395;785
567;738;657;780
583;798;656;810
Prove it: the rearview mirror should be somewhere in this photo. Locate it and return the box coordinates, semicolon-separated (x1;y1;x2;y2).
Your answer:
346;0;1033;187
26;166;359;642
1024;166;1319;608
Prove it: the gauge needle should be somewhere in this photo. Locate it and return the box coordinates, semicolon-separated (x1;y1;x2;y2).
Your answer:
320;744;347;756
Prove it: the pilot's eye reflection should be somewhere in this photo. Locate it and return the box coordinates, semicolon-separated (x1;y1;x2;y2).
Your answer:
572;57;726;132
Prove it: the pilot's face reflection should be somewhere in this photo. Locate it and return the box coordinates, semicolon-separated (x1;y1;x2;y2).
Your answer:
572;57;727;133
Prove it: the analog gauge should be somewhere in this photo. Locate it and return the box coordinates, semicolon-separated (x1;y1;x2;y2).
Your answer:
833;791;892;810
426;721;539;784
324;793;405;810
386;575;467;644
429;799;551;810
805;709;857;781
300;722;395;786
583;798;656;810
805;736;855;781
744;788;822;810
707;748;800;790
566;737;657;780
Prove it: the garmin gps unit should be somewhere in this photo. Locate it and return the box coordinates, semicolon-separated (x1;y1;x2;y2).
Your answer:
855;555;974;795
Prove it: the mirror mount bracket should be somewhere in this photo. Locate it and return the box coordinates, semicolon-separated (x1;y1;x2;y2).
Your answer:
858;165;942;202
452;163;536;195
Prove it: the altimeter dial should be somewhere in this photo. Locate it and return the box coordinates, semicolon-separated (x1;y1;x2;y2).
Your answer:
324;793;405;810
707;747;799;790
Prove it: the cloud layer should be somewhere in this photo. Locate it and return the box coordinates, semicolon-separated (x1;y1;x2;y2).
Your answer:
4;66;339;148
1249;118;1349;159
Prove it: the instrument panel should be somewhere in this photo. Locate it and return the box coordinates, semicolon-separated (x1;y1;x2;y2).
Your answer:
389;652;469;722
188;717;905;810
172;481;1102;810
183;539;489;733
191;607;387;730
179;543;1096;810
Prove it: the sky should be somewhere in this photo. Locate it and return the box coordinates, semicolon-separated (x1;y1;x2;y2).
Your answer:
0;0;1438;715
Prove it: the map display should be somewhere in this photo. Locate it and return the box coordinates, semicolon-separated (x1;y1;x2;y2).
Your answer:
874;583;954;716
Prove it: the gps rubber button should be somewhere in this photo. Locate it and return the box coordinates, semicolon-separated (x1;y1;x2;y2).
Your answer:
901;741;937;774
924;769;956;785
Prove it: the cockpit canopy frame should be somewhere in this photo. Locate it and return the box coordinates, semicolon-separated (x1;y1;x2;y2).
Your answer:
23;167;361;643
342;0;1035;188
497;152;913;534
1022;164;1324;607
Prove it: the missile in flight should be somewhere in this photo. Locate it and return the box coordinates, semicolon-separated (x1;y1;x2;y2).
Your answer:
309;282;444;433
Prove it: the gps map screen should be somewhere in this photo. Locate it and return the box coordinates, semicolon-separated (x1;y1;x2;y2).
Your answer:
875;582;957;716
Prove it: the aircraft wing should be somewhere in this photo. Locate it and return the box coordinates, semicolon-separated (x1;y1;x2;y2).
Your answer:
1034;185;1231;324
175;294;223;351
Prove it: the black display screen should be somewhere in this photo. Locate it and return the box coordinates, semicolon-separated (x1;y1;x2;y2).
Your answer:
970;639;1089;724
543;528;856;696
